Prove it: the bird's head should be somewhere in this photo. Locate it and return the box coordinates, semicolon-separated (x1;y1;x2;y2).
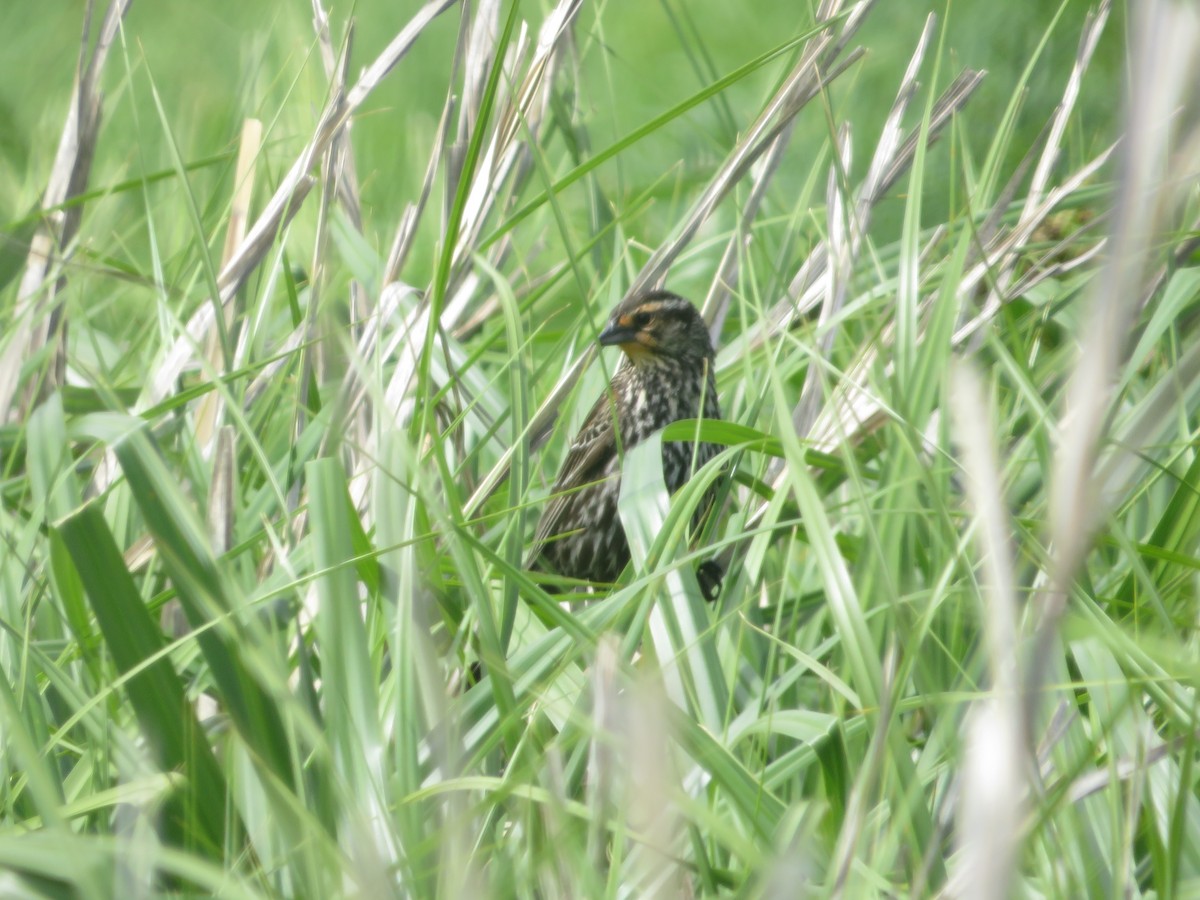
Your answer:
598;290;715;367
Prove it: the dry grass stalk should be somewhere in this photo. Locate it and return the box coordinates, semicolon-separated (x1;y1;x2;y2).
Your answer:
194;117;263;456
769;40;1109;471
787;142;1109;480
959;3;1112;347
463;10;874;518
1033;0;1200;728
731;63;985;544
144;0;460;407
0;0;133;422
757;66;986;352
489;3;876;512
379;0;584;418
361;0;586;516
789;13;938;448
947;362;1024;900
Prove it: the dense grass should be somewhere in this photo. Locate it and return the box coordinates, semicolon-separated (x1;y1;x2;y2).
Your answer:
2;0;1199;897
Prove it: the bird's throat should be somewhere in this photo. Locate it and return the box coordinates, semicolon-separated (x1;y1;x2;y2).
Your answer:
619;341;657;364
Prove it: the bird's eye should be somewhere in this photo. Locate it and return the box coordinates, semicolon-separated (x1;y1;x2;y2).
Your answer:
631;311;652;329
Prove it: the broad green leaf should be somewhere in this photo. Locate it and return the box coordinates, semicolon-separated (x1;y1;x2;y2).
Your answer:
110;423;296;789
56;503;229;855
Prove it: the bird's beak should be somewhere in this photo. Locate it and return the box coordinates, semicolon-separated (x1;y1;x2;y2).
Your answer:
598;318;639;347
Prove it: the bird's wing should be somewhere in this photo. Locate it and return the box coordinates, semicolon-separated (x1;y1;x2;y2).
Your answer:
526;386;620;567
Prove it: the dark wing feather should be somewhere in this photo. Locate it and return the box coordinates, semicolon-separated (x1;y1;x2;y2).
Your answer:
525;385;620;568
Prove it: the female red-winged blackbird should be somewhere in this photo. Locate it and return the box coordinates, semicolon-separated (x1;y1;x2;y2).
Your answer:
528;290;721;590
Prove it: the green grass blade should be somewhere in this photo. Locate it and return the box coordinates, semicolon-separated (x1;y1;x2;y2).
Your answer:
55;502;229;855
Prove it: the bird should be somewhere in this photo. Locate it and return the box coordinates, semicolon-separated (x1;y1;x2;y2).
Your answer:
527;289;722;592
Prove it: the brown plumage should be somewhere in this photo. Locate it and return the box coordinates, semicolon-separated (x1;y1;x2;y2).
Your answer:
528;290;721;588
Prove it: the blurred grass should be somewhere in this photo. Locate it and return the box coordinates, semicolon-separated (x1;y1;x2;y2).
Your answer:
0;1;1120;289
3;0;1199;897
